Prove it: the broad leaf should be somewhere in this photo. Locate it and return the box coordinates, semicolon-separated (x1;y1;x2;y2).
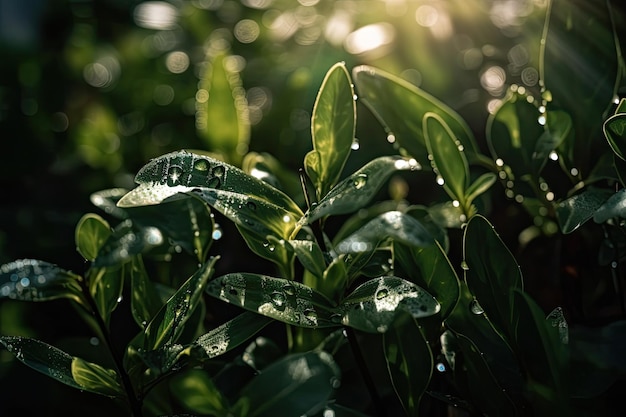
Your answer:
604;113;626;161
87;264;125;327
424;113;469;204
71;357;124;398
170;370;230;415
237;229;295;278
306;62;356;199
75;213;111;261
339;276;440;333
196;52;249;164
117;150;302;217
463;215;523;339
94;219;166;267
593;188;626;223
352;65;479;165
231;351;340;417
556;187;612;233
300;156;421;226
0;259;86;307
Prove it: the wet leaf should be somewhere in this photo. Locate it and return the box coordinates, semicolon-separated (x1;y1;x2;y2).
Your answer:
170;370;230;415
424;113;469;204
193;311;273;360
117;150;302;217
129;256;162;329
593;188;626;223
71;357;124;398
231;351;340;417
87;264;125;327
302;156;421;226
90;188;130;219
339;276;440;333
75;213;111;261
463;215;523;338
352;65;479;166
196;52;249;164
93;219;165;267
236;229;295;278
242;152;302;201
206;273;337;328
0;259;86;307
533;110;571;175
605;110;626;162
306;62;356;200
287;239;326;279
556;187;612;233
241;336;282;372
383;314;432;416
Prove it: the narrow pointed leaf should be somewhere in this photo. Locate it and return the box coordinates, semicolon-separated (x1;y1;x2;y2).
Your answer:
464;173;497;207
206;273;337;328
352;65;479;165
170;370;230;415
87;265;125;326
556;187;612;233
75;213;111;261
0;259;86;306
236;228;295;278
287;239;326;279
306;62;356;199
339;276;440;333
424;113;469;203
302;156;421;225
593;188;626;223
71;357;124;398
117;150;302;217
130;256;163;328
532;110;571;175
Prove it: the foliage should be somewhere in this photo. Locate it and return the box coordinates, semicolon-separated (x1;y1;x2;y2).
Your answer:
2;0;626;416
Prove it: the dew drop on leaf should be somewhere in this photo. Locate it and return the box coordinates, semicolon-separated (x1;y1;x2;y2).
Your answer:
469;298;484;315
375;288;389;300
460;261;469;271
212;165;225;177
303;308;317;319
270;291;286;309
193;158;209;171
167;166;183;186
283;284;295;296
353;174;368;189
351;138;360;150
246;201;257;211
330;313;343;324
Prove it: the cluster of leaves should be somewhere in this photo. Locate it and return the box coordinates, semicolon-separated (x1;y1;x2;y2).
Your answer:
2;1;626;416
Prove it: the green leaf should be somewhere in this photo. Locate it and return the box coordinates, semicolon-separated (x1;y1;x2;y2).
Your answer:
604;113;626;161
71;357;124;398
90;188;130;219
170;370;230;415
306;62;356;199
242;152;303;202
463;215;523;338
593;188;626;223
352;65;479;166
129;256;162;328
93;219;165;267
300;156;421;226
464;173;497;207
383;314;432;416
232;351;340;417
335;211;434;254
140;257;218;351
424;113;469;204
339;276;440;333
206;273;338;328
556;187;612;233
236;229;295;278
117;150;302;217
287;239;326;279
192;311;273;359
0;259;86;307
533;110;571;175
196;52;249;164
87;264;125;327
75;213;111;261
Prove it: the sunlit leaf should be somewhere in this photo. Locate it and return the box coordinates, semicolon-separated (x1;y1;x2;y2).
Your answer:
75;213;111;261
242;152;303;202
231;351;340;417
170;370;230;415
0;259;86;307
90;188;129;219
117;150;302;217
206;273;337;328
87;264;125;327
464;173;497;207
287;239;326;279
463;215;523;338
424;113;469;204
306;62;356;199
556;187;612;233
352;65;479;165
71;357;124;398
236;229;295;279
197;52;249;164
383;314;432;415
300;156;421;226
193;311;273;359
533;110;571;175
339;276;440;333
604;113;626;161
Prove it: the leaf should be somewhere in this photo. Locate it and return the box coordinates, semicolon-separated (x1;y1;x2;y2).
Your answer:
236;228;295;278
352;65;479;165
117;150;302;217
93;219;166;267
0;259;86;307
464;173;497;207
231;351;340;417
242;152;303;201
306;62;356;199
71;357;124;398
556;187;612;233
87;264;125;327
593;188;626;223
75;213;111;261
533;110;571;175
170;370;230;415
383;314;432;416
604;113;626;161
206;273;338;328
129;256;162;328
287;239;326;279
192;311;273;359
335;211;434;254
463;215;523;338
196;52;249;164
339;276;440;333
424;113;469;204
90;188;130;219
140;257;218;351
300;156;421;226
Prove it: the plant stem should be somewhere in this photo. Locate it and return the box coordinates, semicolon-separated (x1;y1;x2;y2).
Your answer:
345;327;387;417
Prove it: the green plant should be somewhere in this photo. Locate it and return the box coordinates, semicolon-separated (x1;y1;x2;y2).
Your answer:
2;1;626;416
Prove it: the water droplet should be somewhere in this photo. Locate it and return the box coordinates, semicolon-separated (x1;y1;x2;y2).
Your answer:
330;313;343;324
246;201;257;211
283;284;295;296
386;132;396;143
212;224;223;240
212;165;225;177
303;308;317;319
167;166;183;186
353;174;367;189
270;291;286;309
470;299;484;315
436;362;446;372
351;138;360;150
460;261;469;271
117;295;123;303
330;377;341;388
193;158;209;171
611;261;618;269
436;175;445;186
375;288;389;300
207;177;221;188
228;287;239;296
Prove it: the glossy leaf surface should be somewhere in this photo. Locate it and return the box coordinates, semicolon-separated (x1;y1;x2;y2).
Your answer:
556;187;612;233
170;370;229;415
129;256;162;328
71;357;124;398
75;213;111;261
306;62;356;199
593;188;626;223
